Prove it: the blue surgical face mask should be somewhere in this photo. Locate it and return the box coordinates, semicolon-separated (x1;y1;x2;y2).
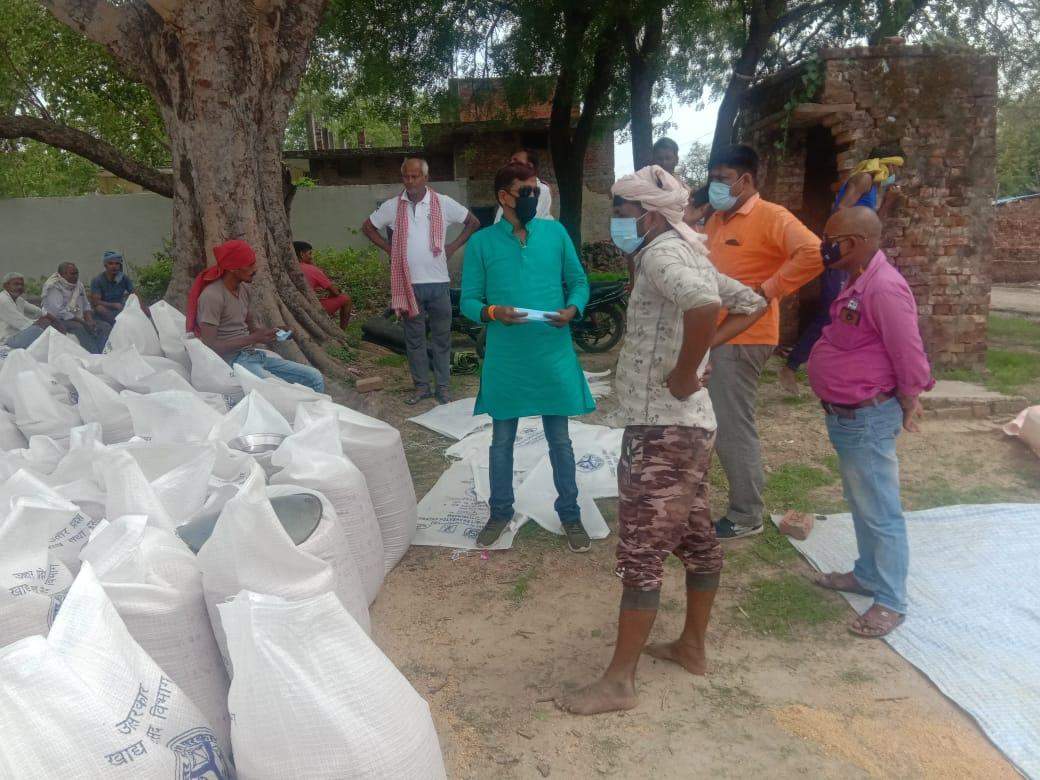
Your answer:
883;174;896;186
708;180;740;212
610;215;648;254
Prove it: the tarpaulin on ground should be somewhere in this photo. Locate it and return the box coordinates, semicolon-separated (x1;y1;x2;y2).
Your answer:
773;504;1040;778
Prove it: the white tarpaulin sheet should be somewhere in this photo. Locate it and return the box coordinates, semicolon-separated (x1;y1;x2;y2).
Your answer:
415;416;621;550
772;504;1040;778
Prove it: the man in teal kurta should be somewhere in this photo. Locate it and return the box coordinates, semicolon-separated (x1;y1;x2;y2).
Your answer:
461;161;596;553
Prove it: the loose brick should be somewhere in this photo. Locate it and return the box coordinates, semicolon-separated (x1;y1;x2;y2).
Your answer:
355;376;385;393
779;511;815;541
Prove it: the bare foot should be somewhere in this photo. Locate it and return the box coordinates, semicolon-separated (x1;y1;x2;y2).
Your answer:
644;640;707;675
778;366;800;395
558;677;637;715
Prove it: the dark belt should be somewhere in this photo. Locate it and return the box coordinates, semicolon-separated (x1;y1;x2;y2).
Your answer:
821;392;894;419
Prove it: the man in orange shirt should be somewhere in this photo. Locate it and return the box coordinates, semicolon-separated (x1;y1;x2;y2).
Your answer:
705;145;823;539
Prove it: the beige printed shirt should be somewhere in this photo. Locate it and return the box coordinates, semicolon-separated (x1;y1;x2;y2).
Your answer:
613;232;766;430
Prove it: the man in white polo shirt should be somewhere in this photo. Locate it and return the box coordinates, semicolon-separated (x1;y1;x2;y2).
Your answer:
363;157;481;405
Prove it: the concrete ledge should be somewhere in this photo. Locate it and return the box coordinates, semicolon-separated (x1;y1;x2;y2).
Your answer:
922;380;1027;419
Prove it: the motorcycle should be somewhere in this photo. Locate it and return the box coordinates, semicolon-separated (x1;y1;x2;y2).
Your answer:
362;280;628;360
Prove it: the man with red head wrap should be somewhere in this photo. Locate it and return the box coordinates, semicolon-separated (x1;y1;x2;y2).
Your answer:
186;239;324;393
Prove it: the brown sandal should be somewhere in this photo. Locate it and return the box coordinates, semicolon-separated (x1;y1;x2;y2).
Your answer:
813;571;874;598
849;604;905;638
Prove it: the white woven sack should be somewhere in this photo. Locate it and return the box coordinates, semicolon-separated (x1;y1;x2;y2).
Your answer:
148;300;190;368
132;368;198;394
51;478;107;524
122;442;216;525
197;465;370;666
313;401;418;573
94;449;177;531
0;501;73;646
232;362;330;423
122;389;223;443
0;408;27;450
0;349;71;412
13;369;81;441
25;325;90;365
208;390;292;444
0;564;233;778
105;293;163;356
184;336;242;398
220;591;446;780
80;515;232;757
141;354;191;380
99;344;158;390
69;365;135;444
0;435;66;477
0;485;98;576
272;408;384;604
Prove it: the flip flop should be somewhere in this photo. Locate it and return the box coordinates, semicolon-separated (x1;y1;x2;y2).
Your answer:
813;571;874;597
849;605;905;638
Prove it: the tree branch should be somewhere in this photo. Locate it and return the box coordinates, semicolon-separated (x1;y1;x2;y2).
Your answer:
0;114;173;198
38;0;141;63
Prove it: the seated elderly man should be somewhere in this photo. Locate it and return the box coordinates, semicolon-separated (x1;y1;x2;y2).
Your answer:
41;262;110;353
0;272;59;349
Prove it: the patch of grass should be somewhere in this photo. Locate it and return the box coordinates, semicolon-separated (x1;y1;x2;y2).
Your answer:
988;314;1040;343
905;477;1011;510
590;628;602;638
987;349;1040;394
780;394;812;405
763;463;837;513
839;667;877;685
748;521;800;565
759;368;778;385
376;354;408;367
708;456;729;492
703;681;763;712
660;598;682;613
343;321;364;347
514;521;564;550
326;342;354;364
737;573;845;637
937;367;980;383
510;566;536;606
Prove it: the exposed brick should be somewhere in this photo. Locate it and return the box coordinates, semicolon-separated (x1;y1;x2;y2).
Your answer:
738;43;996;371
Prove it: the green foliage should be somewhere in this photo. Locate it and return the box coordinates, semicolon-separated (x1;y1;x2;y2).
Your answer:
775;56;824;157
587;271;627;283
313;246;390;314
676;141;711;187
737;574;846;637
986;349;1040;396
0;0;168;198
988;315;1040;344
997;89;1040;197
130;244;174;306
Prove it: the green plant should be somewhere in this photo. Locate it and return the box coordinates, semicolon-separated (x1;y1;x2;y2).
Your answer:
131;243;174;305
775;56;823;158
314;246;390;315
376;354;408;367
737;574;845;637
988;315;1040;344
587;271;627;283
763;463;836;513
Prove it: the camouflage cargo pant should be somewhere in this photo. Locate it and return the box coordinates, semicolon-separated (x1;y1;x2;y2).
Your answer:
615;425;721;590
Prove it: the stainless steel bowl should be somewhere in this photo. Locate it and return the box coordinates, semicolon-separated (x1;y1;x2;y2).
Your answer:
227;433;287;454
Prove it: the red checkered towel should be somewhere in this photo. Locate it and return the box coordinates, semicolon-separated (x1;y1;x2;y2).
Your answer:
390;189;444;318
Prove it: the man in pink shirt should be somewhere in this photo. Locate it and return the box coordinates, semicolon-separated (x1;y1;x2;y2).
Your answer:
294;241;352;329
807;206;933;638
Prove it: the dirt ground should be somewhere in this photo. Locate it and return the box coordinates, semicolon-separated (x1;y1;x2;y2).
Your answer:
352;335;1038;779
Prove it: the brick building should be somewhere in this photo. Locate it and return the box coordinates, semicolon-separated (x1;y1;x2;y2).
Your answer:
737;41;997;370
284;79;615;240
993;194;1040;283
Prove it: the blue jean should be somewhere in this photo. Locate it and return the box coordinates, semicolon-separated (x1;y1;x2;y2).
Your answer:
489;416;580;524
5;325;44;349
232;349;325;393
825;398;908;613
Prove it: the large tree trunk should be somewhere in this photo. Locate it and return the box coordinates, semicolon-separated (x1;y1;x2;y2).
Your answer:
623;6;665;171
549;10;620;249
42;0;348;379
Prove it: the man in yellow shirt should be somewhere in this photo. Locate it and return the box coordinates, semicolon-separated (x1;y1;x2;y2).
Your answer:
705;144;823;539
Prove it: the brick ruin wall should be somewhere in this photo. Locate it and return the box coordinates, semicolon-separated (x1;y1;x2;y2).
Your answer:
740;43;998;370
992;197;1040;283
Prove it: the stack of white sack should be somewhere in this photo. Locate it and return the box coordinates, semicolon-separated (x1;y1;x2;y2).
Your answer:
0;564;233;777
197;463;371;664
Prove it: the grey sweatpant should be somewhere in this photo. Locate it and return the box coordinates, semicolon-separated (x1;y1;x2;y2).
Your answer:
706;344;774;528
403;282;451;392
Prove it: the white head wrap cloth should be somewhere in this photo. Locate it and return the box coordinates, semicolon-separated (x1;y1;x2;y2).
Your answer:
2;272;24;285
611;165;706;250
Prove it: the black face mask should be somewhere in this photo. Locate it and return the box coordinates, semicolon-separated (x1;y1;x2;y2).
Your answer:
511;186;540;226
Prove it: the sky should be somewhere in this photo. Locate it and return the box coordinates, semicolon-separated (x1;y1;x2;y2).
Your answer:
614;97;721;178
